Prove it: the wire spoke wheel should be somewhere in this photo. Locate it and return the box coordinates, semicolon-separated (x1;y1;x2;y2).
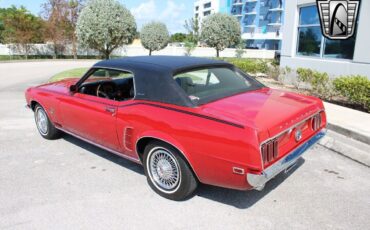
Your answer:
36;108;48;135
148;148;180;192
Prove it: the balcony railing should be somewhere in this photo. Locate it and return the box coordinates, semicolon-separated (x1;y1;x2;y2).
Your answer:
232;0;244;5
243;26;281;39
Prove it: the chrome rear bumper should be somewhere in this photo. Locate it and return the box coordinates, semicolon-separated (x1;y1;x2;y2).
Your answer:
247;129;326;190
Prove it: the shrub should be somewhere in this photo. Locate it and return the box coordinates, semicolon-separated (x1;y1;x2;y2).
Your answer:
235;42;246;58
333;75;370;111
296;68;314;84
267;65;281;81
296;68;331;98
184;41;196;56
226;59;268;75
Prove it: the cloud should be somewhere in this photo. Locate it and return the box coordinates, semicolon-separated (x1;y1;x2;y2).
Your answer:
160;0;185;20
130;0;156;21
130;0;187;33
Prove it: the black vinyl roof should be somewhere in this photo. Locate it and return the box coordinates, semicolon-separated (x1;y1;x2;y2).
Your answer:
92;56;234;107
94;56;232;74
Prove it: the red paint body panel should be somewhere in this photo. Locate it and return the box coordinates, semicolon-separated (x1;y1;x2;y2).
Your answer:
25;78;326;191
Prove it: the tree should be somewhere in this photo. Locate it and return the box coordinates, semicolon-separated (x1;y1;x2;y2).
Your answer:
41;0;70;59
65;0;84;59
184;17;199;43
184;41;196;56
171;33;187;43
1;6;44;59
140;22;169;56
76;0;136;59
200;13;241;57
41;0;84;59
0;16;4;43
235;40;246;58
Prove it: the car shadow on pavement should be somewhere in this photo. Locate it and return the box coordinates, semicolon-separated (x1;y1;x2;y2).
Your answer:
62;134;144;175
196;158;305;209
62;133;305;208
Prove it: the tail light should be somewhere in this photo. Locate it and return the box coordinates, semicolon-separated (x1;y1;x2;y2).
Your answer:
311;113;322;131
261;139;279;164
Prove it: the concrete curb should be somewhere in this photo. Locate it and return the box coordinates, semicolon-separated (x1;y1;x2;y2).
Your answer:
319;130;370;167
327;123;370;145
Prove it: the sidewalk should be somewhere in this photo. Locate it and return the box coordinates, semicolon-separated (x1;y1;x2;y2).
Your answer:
324;102;370;144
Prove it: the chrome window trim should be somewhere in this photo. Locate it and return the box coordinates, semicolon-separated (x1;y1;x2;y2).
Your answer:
81;66;137;100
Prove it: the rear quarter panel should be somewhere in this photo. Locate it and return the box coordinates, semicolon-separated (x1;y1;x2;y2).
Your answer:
116;101;262;190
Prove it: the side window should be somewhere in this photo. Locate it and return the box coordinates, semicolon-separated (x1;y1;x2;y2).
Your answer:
91;69;132;79
175;69;220;87
79;68;135;101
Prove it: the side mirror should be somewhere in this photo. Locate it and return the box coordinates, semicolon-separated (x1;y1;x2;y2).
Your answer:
70;85;77;92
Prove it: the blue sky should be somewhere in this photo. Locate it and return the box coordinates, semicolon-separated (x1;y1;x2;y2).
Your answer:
0;0;194;33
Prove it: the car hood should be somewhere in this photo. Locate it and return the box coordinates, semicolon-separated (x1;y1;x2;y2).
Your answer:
200;88;324;138
36;78;79;95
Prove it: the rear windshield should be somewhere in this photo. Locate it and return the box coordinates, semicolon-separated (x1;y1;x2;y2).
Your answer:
174;67;264;105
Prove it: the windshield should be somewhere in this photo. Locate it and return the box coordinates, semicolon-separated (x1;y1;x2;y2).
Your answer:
174;67;264;105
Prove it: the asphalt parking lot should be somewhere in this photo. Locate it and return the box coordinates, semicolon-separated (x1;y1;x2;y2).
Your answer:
0;61;369;230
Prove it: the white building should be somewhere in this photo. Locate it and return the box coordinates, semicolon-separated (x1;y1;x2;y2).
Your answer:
280;0;370;77
194;0;285;50
194;0;221;24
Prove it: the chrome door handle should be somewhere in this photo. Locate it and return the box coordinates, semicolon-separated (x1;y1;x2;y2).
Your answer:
105;107;116;113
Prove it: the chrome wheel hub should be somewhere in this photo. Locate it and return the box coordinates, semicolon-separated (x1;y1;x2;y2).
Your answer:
36;109;48;135
149;148;180;191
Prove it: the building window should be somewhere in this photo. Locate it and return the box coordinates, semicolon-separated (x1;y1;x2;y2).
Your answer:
195;6;199;11
324;37;355;59
204;2;211;9
296;5;356;60
204;11;211;16
297;6;322;57
297;27;322;57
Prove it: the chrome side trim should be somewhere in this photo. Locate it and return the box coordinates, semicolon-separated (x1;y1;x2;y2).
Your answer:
135;136;200;180
247;129;326;190
56;127;142;164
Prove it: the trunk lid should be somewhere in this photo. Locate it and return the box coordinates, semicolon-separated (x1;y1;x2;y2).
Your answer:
200;88;324;139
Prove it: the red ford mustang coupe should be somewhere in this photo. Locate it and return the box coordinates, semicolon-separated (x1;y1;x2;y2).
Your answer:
25;56;326;200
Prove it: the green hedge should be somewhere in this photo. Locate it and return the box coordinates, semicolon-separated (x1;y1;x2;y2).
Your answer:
217;58;270;74
297;68;330;96
296;68;370;112
0;55;102;61
333;75;370;111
